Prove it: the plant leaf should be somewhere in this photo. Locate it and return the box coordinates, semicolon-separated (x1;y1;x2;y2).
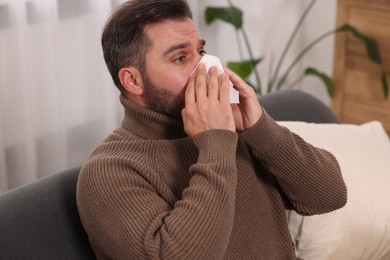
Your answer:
227;58;262;79
205;7;243;30
227;61;252;79
337;24;382;64
305;67;334;97
250;57;263;67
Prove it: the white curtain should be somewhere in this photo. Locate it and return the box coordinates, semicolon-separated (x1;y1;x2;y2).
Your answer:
0;0;126;192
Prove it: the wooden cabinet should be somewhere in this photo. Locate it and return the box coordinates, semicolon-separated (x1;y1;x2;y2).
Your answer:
332;0;390;136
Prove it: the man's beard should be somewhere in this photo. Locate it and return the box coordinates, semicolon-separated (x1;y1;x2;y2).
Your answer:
142;72;185;119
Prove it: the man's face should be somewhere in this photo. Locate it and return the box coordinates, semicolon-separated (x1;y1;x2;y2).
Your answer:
141;18;205;118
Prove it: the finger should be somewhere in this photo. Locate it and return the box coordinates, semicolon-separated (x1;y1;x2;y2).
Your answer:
219;73;230;103
207;66;219;100
185;71;196;105
223;67;245;90
195;63;207;102
224;66;256;99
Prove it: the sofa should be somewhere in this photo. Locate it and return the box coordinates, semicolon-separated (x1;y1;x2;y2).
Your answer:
0;89;339;260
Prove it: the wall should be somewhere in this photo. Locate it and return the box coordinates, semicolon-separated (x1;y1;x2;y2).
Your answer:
190;0;336;105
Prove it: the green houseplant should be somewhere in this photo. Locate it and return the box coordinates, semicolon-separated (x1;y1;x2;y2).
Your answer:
204;0;388;98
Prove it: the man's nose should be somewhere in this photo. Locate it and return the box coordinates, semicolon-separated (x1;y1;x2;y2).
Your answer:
196;53;204;63
191;53;204;72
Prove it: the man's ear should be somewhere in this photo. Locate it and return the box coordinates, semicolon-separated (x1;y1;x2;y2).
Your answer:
118;67;144;96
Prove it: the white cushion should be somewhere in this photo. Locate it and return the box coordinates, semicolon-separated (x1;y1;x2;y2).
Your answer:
278;121;390;260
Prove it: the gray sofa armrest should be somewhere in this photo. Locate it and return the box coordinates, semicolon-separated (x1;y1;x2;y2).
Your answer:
0;166;95;260
260;89;339;123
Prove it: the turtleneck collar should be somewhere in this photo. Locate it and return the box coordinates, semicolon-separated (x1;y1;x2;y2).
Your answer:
119;94;187;140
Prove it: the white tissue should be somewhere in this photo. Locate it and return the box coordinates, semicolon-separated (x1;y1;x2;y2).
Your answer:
193;54;239;104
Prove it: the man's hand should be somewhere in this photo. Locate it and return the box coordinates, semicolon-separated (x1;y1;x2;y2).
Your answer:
182;64;235;139
224;67;263;132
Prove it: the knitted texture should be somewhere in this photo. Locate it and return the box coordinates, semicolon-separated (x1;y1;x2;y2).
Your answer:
76;95;347;260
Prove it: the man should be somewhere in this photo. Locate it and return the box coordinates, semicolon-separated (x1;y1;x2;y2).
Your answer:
76;0;347;259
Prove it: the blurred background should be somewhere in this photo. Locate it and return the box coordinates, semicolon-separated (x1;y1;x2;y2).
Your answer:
0;0;336;192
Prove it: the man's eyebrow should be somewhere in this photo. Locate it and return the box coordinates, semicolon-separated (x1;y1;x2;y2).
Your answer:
163;39;206;56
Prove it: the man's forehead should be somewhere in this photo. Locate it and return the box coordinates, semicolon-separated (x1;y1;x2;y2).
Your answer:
143;19;204;55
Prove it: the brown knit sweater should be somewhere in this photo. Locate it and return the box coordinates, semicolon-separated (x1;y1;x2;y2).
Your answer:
76;95;347;260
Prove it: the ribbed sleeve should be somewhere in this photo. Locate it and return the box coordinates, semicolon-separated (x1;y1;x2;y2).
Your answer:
240;111;347;215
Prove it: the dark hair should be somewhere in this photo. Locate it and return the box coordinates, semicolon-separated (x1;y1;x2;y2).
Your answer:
102;0;193;93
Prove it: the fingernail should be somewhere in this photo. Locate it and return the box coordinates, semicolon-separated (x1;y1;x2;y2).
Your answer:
198;63;205;69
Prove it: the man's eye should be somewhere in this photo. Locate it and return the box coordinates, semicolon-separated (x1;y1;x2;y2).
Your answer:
199;50;207;56
175;56;187;63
